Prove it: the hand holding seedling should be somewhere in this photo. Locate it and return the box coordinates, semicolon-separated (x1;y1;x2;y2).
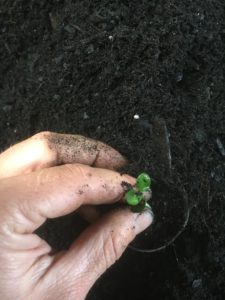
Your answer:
0;132;153;300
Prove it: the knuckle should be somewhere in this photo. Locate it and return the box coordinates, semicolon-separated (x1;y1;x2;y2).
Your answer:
64;163;82;176
32;131;53;140
102;231;125;268
64;163;90;180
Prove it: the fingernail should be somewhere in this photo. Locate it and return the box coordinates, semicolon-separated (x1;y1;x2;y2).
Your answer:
122;174;136;186
135;209;154;234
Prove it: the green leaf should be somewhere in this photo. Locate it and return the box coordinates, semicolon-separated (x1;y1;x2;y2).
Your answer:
136;173;151;192
125;189;143;206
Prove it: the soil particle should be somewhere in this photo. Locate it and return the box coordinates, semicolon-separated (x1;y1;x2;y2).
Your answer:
192;279;202;289
121;181;133;192
101;183;108;190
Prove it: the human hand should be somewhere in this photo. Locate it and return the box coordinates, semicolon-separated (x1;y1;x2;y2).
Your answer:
0;132;153;300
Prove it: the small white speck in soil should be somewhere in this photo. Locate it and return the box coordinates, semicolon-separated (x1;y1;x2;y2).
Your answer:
133;114;140;120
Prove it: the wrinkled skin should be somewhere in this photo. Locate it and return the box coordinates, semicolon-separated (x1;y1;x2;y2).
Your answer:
0;132;152;300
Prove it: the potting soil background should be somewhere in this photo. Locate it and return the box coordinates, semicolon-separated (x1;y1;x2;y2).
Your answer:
0;0;225;299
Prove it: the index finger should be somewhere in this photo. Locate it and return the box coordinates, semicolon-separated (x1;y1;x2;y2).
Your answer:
0;164;136;234
0;132;128;179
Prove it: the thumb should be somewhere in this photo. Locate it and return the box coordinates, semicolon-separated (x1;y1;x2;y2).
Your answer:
44;208;153;299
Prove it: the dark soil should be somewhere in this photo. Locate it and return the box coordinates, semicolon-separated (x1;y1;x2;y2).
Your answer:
1;0;225;299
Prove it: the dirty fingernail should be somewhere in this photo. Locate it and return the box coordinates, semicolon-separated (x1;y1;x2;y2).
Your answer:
135;209;154;234
122;174;136;186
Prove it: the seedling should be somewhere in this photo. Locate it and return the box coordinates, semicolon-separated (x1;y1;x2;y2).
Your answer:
125;173;152;212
